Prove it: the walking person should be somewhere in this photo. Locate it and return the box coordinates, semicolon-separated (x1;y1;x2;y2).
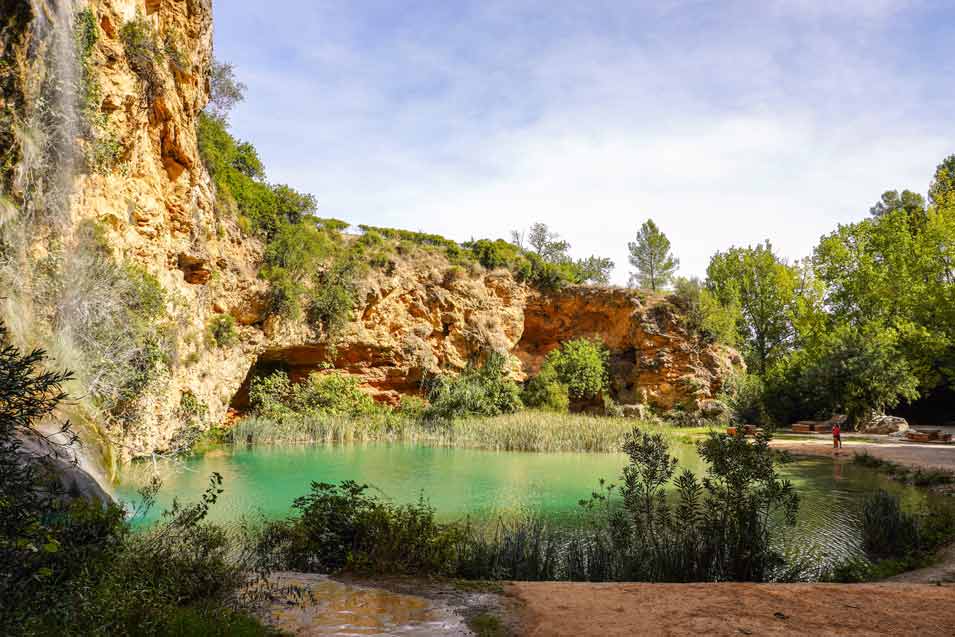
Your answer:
832;422;842;450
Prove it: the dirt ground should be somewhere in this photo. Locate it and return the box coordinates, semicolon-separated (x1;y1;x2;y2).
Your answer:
770;437;955;472
509;582;955;636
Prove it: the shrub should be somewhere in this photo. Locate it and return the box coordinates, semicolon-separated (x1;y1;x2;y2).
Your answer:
249;371;380;419
0;322;271;634
207;314;238;348
522;364;569;412
424;352;523;420
34;229;173;422
268;481;464;575
120;15;165;105
307;253;363;335
722;373;769;425
396;395;428;419
543;338;609;401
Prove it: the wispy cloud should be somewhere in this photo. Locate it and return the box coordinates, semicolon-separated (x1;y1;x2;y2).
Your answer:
214;0;954;282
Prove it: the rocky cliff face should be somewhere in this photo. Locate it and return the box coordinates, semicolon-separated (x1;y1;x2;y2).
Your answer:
3;1;741;469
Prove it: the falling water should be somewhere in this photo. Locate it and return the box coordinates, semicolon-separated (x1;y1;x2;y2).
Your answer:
19;0;81;225
4;1;111;491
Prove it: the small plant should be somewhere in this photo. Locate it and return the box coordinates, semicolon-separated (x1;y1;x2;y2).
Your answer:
120;14;166;105
207;314;238;348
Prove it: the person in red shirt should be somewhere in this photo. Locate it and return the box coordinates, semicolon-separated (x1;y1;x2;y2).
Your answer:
832;423;842;449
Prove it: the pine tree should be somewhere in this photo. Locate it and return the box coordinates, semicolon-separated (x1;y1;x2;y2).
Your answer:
628;219;679;291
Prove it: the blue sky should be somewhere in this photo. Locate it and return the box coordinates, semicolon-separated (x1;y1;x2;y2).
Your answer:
211;0;954;283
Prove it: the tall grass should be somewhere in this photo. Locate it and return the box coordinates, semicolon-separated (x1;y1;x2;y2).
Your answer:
231;411;665;453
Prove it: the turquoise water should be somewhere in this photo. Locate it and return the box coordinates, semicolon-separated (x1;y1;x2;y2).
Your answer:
115;442;947;573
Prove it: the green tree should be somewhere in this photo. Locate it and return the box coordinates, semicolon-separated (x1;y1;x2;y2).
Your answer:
574;255;614;285
813;199;955;390
929;154;955;208
869;189;926;219
628;219;679;291
706;241;796;375
765;324;919;427
525;222;570;263
670;277;739;345
205;59;247;122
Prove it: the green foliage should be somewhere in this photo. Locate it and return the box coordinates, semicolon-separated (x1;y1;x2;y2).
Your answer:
424;352;523;420
307;252;363;335
814;200;955;392
395;394;428;419
120;14;165;105
33;227;172;421
260;220;336;320
198;112;312;239
207;314;238;348
206;60;247;122
250;371;380;420
454;427;797;582
706;241;798;375
542;338;609;401
722;373;769;425
764;323;919;426
628;219;679;291
522;364;569;412
268;481;464;575
670;277;739;345
870;189;926;219
469;238;525;271
929;154;955;208
574;255;614;285
510;223;615;288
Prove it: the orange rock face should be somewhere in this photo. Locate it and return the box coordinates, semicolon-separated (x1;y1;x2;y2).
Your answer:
238;270;741;413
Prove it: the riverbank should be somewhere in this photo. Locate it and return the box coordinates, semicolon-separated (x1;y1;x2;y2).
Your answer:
769;437;955;473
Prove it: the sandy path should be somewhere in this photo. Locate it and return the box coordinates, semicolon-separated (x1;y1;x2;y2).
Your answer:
510;582;955;636
771;438;955;472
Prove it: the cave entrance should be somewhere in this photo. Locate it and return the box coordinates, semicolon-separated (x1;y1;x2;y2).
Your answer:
228;345;333;414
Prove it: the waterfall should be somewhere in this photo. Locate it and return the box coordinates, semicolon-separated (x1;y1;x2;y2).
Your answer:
19;0;80;226
4;1;113;493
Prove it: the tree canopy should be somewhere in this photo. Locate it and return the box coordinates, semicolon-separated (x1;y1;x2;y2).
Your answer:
628;219;679;291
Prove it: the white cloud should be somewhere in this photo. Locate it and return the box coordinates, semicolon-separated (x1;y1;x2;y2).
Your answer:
217;0;953;284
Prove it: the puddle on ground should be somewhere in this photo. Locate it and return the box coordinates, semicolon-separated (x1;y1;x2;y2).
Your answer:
265;573;470;636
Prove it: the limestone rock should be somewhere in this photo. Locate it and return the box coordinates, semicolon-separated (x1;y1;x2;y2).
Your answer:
858;414;910;435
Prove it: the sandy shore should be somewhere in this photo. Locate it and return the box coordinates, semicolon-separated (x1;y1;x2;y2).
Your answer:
770;437;955;472
510;581;955;636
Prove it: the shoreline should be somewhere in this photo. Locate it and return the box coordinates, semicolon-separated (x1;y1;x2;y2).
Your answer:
770;437;955;473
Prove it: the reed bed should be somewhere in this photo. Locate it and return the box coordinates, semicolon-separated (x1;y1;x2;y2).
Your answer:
230;410;669;453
